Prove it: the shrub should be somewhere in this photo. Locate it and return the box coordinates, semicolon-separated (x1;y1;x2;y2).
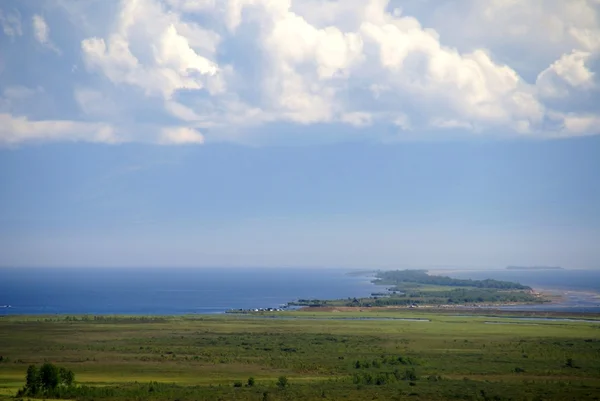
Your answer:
374;373;388;385
403;368;417;381
276;376;288;388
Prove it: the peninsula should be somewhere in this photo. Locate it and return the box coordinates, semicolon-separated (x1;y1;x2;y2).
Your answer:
289;269;544;309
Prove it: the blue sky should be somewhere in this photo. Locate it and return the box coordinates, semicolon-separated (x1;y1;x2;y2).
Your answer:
1;0;599;268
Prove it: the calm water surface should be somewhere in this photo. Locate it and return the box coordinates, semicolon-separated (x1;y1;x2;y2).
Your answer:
0;267;376;315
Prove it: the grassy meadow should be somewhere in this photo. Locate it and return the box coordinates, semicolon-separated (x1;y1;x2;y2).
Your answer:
1;312;599;400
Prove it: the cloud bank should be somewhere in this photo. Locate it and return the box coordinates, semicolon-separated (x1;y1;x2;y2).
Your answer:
1;0;599;145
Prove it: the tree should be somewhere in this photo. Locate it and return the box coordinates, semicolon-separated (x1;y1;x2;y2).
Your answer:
25;365;39;394
39;363;59;392
247;376;255;387
59;367;75;386
20;363;74;397
276;376;288;388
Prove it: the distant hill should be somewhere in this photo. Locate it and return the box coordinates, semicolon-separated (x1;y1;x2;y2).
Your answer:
506;266;563;270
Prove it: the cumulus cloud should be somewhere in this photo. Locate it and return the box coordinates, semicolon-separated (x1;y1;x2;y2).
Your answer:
419;0;600;74
81;0;221;99
537;51;596;98
360;15;544;131
1;0;600;145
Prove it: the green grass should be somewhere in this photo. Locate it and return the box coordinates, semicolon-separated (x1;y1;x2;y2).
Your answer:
1;312;599;400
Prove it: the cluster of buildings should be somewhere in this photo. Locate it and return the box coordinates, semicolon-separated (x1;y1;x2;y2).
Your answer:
226;307;286;314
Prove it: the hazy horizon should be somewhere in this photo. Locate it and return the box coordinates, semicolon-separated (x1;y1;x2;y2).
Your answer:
0;264;597;271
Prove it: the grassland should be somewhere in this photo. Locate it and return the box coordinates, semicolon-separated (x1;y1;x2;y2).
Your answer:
1;312;599;400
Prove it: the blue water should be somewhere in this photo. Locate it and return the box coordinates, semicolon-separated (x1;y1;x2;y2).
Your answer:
0;267;377;315
1;268;599;315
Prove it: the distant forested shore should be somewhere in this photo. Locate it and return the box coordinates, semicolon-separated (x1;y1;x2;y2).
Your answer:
373;269;531;290
289;269;543;308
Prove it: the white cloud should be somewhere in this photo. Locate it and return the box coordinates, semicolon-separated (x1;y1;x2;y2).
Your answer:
158;126;204;144
360;17;544;128
341;112;372;127
393;114;411;131
32;15;49;42
173;19;221;55
2;86;39;101
266;14;363;123
0;111;209;146
81;0;221;99
0;86;50;117
420;0;600;75
0;113;117;145
216;0;547;131
32;14;60;53
2;0;600;145
560;113;600;136
430;118;472;130
537;51;596;98
74;88;119;117
164;100;203;122
166;0;216;13
0;9;22;38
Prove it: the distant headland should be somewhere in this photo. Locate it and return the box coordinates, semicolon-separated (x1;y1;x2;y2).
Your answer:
506;266;564;270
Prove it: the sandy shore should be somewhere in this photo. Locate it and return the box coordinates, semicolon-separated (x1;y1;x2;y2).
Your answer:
298;305;600;318
421;270;600;307
534;287;600;305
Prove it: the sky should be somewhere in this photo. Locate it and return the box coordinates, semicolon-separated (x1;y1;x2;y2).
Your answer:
0;0;599;269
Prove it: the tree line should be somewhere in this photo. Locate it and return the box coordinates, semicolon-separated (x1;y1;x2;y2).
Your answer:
374;269;531;290
17;363;75;397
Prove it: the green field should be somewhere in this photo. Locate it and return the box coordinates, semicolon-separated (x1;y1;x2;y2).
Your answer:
1;312;600;400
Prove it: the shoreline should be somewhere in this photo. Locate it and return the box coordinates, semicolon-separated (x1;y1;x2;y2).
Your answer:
295;304;600;318
2;271;598;317
534;287;600;304
371;270;600;312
